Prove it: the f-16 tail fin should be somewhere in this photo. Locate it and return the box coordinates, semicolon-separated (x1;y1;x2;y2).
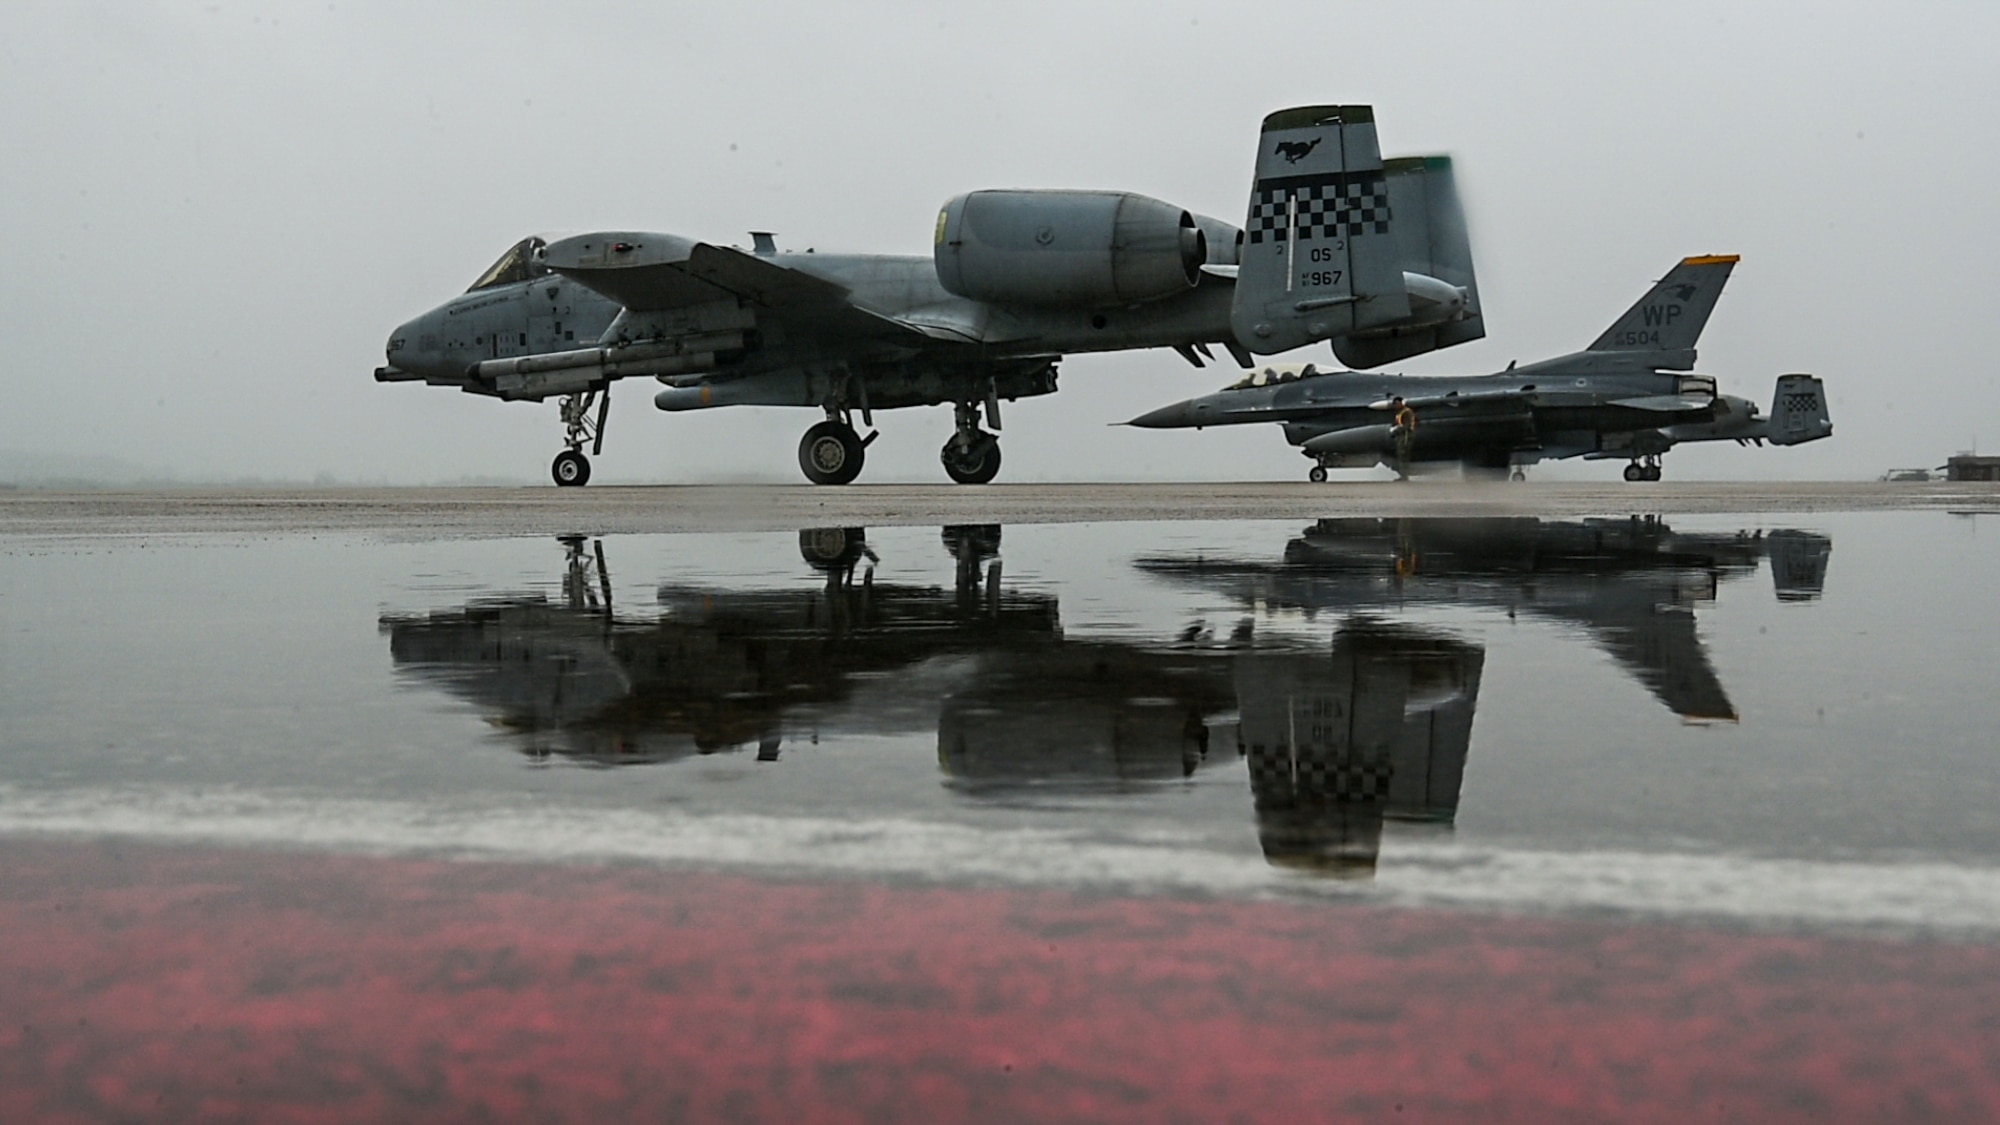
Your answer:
1333;155;1485;369
1588;254;1738;364
1231;106;1412;355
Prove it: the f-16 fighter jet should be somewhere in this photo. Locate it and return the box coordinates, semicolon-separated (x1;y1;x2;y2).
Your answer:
1125;255;1832;481
376;106;1484;486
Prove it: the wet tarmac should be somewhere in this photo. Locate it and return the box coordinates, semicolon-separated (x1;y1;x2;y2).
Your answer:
4;479;1997;538
3;503;1998;1120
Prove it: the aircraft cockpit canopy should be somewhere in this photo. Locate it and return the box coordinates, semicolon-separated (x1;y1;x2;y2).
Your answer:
466;237;551;293
1224;364;1324;391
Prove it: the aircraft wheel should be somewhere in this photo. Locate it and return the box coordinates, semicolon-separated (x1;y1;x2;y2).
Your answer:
1308;465;1328;483
799;420;865;485
941;435;1002;484
1644;463;1663;481
1510;467;1527;482
552;449;591;487
941;524;1002;561
799;527;868;569
1623;462;1645;482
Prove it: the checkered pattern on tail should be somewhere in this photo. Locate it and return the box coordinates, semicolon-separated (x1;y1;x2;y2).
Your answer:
1246;745;1394;802
1246;172;1391;245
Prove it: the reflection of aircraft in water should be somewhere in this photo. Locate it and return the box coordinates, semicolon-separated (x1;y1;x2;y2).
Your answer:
384;528;1059;763
382;529;1490;877
1138;516;1831;722
1236;621;1481;876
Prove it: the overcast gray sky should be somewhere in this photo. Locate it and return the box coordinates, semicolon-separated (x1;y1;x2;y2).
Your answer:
5;0;1996;484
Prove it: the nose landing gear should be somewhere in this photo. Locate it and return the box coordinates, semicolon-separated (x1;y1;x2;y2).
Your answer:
552;449;590;486
551;389;609;488
941;400;1002;485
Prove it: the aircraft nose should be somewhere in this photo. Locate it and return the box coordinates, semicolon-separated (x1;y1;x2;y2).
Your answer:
377;313;444;383
1125;400;1200;429
384;315;423;365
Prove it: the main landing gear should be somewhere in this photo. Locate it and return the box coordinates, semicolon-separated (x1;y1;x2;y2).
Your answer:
798;411;877;486
941;400;1002;485
1623;456;1663;482
551;388;609;487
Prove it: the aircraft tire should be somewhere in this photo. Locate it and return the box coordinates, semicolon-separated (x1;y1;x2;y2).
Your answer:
1308;465;1328;483
1645;464;1663;481
799;421;865;486
1623;463;1645;482
552;449;591;487
799;527;868;569
941;436;1001;485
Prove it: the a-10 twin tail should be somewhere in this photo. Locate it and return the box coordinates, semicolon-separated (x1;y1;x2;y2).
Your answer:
1126;255;1832;481
376;106;1483;486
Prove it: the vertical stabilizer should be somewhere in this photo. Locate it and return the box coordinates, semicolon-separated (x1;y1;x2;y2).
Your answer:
1765;373;1832;446
1588;255;1738;362
1232;105;1411;355
1333;155;1485;369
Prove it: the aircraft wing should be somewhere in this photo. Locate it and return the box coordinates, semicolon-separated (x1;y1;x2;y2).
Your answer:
544;233;953;346
1590;607;1737;721
682;243;852;309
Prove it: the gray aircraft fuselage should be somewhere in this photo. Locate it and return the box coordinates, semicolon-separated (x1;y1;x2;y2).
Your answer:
1128;353;1762;469
1126;253;1832;479
375;106;1490;487
386;249;1239;414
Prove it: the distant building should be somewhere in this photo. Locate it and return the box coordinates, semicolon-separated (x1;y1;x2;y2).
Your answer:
1946;455;2000;482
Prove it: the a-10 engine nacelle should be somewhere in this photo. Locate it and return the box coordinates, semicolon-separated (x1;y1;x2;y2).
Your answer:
934;190;1207;308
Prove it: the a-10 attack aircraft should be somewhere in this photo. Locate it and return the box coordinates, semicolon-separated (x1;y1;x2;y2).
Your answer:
375;105;1485;486
1125;255;1833;481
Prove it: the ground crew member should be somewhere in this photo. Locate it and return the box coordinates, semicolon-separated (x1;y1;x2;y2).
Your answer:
1390;396;1418;479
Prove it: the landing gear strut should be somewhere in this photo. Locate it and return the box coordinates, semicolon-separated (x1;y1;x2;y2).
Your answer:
551;388;609;488
941;400;1002;485
1622;456;1663;482
799;413;871;486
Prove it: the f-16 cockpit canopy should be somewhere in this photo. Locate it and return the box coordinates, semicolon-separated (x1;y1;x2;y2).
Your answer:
1224;364;1331;391
466;237;550;293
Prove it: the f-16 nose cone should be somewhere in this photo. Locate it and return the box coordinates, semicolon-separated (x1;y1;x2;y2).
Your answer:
1125;400;1198;429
